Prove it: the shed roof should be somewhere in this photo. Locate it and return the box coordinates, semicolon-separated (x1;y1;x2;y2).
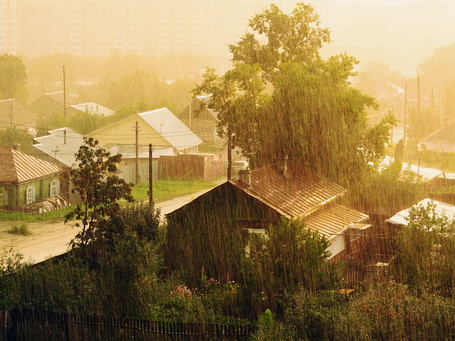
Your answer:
139;108;203;150
387;198;455;226
33;127;83;168
0;146;61;183
230;161;347;219
304;203;369;240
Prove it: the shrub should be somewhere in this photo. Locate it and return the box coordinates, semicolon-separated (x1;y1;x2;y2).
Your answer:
7;222;31;236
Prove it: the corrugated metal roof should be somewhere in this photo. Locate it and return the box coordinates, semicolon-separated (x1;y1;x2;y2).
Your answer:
304;204;369;240
70;102;114;116
387;198;455;226
0;146;61;183
231;161;346;219
140;108;203;150
33;127;84;168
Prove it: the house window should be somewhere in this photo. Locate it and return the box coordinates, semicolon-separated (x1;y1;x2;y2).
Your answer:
245;228;268;257
26;185;35;204
50;179;60;197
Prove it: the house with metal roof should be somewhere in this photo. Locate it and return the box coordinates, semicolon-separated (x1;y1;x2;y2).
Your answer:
68;102;114;117
178;95;221;144
165;160;370;280
0;146;68;212
33;127;84;168
30;91;79;116
387;198;455;227
88;108;203;153
0;99;38;132
418;121;455;154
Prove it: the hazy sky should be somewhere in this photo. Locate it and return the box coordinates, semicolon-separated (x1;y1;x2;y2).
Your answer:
321;0;455;71
333;0;450;4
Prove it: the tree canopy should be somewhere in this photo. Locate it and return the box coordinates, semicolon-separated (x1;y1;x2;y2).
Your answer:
193;3;395;185
0;53;28;102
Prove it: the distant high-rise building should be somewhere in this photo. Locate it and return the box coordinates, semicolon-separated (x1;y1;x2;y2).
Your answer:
1;0;331;57
0;0;18;54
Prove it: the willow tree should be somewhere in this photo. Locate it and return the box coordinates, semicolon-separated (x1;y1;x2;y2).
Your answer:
193;3;395;185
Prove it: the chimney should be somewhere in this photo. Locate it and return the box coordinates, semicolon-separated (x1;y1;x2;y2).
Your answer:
64;129;67;145
239;169;251;187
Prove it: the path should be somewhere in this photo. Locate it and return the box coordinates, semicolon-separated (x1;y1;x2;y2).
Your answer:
0;178;227;264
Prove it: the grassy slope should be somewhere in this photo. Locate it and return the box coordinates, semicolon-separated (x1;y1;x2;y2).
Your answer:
0;178;221;222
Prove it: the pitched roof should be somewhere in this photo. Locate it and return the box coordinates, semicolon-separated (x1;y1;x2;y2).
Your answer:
0;98;37;130
139;108;203;150
69;102;114;116
419;122;455;153
230;161;347;219
304;204;369;240
0;146;60;183
44;91;79;106
387;198;455;226
33;127;84;168
195;95;219;121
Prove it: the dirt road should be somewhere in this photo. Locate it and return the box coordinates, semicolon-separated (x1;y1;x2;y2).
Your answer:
0;179;226;264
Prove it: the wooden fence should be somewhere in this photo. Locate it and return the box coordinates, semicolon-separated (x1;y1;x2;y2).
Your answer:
5;308;257;341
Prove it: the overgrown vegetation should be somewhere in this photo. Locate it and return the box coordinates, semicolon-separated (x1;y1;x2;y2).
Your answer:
7;222;31;236
4;3;455;340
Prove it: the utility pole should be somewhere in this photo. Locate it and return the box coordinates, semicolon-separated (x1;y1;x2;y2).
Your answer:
63;65;67;119
227;128;232;180
189;99;192;130
418;76;420;120
404;80;407;146
148;143;153;204
135;120;139;185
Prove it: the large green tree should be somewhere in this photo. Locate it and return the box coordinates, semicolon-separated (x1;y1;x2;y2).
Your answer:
193;3;395;185
0;53;28;102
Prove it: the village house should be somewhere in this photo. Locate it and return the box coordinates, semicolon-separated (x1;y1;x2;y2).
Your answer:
165;160;370;281
178;95;221;145
0;146;69;213
0;98;38;132
88;108;203;154
29;91;79;117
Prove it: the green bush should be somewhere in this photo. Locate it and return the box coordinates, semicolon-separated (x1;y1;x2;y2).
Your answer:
7;222;32;236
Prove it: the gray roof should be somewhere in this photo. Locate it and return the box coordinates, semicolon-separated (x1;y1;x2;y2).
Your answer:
196;95;219;121
70;102;114;116
387;198;455;226
139;108;203;150
0;98;37;130
33;127;84;168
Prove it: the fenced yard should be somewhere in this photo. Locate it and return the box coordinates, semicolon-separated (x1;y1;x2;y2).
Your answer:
3;308;257;341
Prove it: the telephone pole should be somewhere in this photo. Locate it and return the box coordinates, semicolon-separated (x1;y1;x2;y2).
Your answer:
135;120;139;185
404;80;407;146
227;129;232;180
63;65;67;119
148;143;153;204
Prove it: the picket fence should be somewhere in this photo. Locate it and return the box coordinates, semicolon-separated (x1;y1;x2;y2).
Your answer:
4;307;257;341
